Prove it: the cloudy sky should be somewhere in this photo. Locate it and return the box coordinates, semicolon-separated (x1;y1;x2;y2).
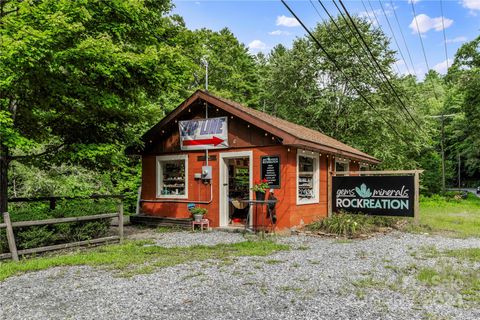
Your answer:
174;0;480;78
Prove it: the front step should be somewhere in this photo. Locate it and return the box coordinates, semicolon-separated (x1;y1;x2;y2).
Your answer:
130;215;192;228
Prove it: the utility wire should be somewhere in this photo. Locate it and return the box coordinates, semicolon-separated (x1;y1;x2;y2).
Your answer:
440;0;449;70
410;0;440;100
280;0;409;144
377;0;412;75
331;0;414;124
314;0;421;134
359;0;401;74
389;0;417;76
337;0;421;129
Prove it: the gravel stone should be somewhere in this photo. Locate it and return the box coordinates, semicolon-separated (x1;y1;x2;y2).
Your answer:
1;230;479;320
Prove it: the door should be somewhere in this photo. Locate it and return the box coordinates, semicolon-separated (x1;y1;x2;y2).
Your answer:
219;151;253;227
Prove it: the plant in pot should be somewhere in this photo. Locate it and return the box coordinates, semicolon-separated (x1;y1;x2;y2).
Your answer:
252;178;269;201
190;207;207;222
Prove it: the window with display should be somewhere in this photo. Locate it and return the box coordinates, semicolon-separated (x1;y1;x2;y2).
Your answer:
297;151;319;204
156;155;188;198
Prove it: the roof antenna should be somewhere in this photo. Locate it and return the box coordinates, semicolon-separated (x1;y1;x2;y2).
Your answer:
200;56;208;92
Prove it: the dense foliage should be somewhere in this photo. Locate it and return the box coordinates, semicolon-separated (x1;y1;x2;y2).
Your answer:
0;0;478;210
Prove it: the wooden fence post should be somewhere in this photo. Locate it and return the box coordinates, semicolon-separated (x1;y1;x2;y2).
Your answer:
3;212;18;261
414;171;420;225
118;201;124;243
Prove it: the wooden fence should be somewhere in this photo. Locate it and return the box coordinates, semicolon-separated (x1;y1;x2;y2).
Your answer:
0;196;124;261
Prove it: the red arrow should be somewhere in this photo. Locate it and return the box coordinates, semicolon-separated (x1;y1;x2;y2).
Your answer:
183;136;224;147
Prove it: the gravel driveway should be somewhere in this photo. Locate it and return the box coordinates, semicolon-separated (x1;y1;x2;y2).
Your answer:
1;230;479;320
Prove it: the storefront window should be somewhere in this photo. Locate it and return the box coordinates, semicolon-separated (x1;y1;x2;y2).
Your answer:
297;150;319;204
335;159;349;176
156;155;188;198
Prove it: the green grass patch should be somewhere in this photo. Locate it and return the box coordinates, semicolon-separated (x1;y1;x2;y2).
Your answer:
411;194;480;238
0;240;289;281
444;248;480;262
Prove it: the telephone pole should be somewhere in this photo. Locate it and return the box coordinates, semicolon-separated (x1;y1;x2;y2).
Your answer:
427;113;457;191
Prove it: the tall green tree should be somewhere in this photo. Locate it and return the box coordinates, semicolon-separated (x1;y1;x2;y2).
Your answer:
0;0;194;212
256;17;426;169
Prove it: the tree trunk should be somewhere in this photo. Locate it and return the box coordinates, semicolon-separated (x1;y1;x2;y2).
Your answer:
0;143;9;214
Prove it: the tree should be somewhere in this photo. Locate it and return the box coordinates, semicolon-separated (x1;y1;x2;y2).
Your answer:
256;16;426;169
0;0;195;212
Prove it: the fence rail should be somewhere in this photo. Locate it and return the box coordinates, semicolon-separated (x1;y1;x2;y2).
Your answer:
1;196;124;262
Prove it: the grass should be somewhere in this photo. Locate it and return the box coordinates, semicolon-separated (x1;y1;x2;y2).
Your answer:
0;239;289;281
410;194;480;238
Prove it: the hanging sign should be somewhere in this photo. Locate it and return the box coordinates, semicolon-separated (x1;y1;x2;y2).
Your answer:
179;117;229;150
261;156;280;189
332;175;415;217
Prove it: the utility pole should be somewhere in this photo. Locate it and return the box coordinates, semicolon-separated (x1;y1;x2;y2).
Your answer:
426;113;457;191
457;153;461;188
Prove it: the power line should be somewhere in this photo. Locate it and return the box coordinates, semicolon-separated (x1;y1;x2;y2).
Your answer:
314;0;421;134
337;0;421;129
377;0;412;75
410;0;440;100
440;0;449;70
389;0;417;76
280;0;409;145
331;0;415;124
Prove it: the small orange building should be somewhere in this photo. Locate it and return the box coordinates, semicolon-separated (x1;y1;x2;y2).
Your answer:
128;90;379;230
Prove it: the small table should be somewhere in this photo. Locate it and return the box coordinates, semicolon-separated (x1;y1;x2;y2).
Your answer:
192;218;210;231
240;200;277;236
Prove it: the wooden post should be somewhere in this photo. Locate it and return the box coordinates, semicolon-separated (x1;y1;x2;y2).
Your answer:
327;170;333;218
118;201;124;243
414;171;420;225
3;212;18;261
135;186;141;216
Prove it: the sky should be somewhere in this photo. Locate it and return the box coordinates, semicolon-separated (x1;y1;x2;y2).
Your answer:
173;0;480;79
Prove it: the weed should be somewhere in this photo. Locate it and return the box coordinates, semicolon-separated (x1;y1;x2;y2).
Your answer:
265;259;283;265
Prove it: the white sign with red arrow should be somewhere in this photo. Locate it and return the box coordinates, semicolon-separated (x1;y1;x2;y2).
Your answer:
179;117;229;150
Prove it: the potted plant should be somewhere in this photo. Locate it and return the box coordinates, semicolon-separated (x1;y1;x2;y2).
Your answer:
252;178;269;201
190;207;207;222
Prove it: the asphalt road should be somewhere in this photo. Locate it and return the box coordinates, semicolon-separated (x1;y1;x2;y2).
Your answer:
448;188;480;197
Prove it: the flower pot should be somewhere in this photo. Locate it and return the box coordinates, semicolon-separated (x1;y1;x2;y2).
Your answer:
255;191;265;201
193;214;204;222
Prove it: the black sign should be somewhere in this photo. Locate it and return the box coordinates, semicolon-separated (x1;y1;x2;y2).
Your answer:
332;175;415;217
261;156;280;189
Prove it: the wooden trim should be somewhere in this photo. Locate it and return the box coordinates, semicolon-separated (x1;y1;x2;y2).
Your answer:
0;222;6;228
10;213;117;228
16;236;120;256
327;159;332;218
335;170;424;175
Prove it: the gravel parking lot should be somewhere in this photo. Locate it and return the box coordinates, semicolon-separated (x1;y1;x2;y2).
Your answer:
1;230;479;320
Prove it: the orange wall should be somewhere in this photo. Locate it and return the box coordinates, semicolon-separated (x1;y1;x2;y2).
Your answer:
141;146;335;230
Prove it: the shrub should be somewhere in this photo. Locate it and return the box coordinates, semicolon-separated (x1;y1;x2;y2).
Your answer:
306;212;401;237
0;199;118;254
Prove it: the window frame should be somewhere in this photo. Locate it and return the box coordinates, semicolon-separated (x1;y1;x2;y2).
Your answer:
296;150;320;205
335;159;350;176
156;154;189;199
360;163;370;171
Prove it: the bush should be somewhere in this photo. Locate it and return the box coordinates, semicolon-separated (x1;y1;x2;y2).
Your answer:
306;212;400;237
0;199;118;254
